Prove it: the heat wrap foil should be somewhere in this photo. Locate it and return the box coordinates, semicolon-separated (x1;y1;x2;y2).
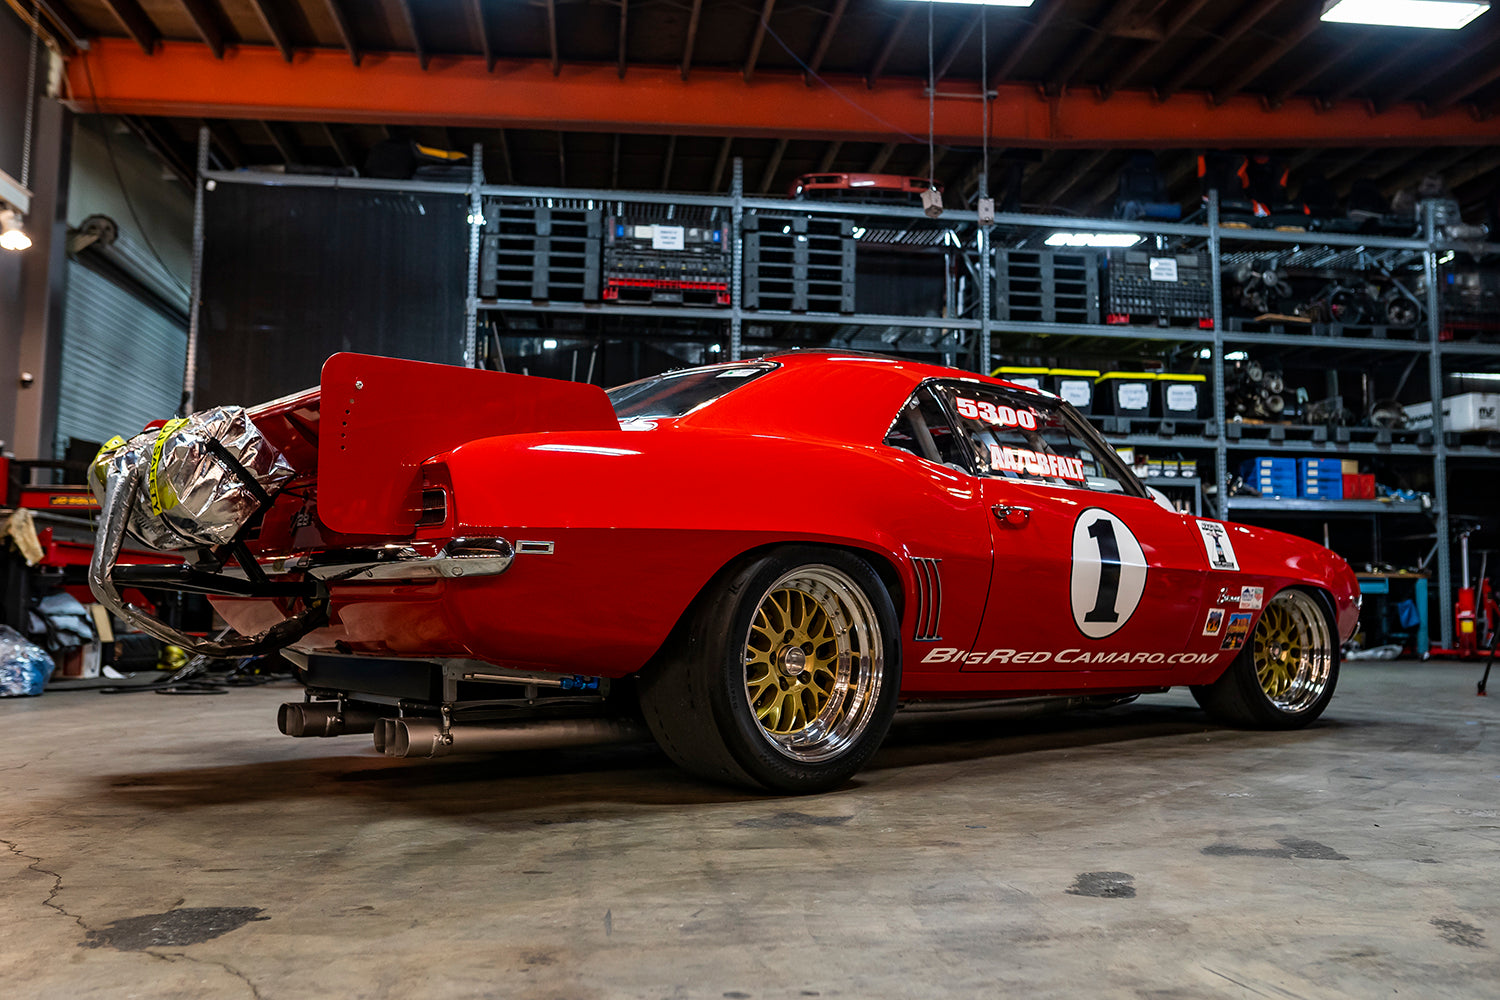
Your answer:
90;406;295;551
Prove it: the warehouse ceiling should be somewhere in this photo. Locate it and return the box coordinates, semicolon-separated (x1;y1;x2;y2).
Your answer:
20;0;1500;214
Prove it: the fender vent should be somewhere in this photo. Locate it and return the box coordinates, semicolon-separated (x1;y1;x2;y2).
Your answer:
911;557;943;641
417;488;448;527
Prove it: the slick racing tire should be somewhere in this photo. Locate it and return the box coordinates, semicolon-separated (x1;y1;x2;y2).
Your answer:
638;546;902;794
1190;587;1339;730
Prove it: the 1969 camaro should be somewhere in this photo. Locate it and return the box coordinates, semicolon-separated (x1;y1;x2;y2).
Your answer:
90;351;1358;792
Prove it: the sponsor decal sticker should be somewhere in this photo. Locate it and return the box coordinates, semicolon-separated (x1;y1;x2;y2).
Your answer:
955;396;1039;429
1221;612;1253;651
1203;608;1225;636
922;647;1222;666
1239;586;1264;610
1070;508;1148;639
987;444;1086;481
1196;519;1240;572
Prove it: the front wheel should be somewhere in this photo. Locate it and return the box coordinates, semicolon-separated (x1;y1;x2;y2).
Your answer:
1191;587;1340;729
638;547;902;793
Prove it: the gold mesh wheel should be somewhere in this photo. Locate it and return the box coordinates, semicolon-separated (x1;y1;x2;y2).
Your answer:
1251;589;1334;713
741;565;884;764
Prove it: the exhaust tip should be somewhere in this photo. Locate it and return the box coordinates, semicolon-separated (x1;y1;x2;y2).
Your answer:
373;718;395;754
278;702;306;737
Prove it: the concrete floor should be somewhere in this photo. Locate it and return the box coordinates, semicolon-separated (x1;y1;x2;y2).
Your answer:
2;661;1498;1000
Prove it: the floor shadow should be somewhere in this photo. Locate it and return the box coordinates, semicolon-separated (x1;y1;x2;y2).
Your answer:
90;699;1374;821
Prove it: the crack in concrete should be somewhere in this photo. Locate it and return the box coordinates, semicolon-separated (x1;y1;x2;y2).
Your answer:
149;950;265;1000
0;837;91;934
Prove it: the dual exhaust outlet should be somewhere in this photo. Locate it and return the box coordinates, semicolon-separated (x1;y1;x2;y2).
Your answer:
278;701;645;758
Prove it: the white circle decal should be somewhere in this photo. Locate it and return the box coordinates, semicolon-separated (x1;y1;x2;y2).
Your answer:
1070;508;1148;639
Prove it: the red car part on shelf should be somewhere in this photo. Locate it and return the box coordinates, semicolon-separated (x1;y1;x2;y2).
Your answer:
788;173;942;201
90;352;1359;793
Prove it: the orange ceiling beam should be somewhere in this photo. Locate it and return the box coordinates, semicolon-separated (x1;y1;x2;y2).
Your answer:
63;38;1500;148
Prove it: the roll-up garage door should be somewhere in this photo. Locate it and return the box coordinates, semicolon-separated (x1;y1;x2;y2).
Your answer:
55;260;187;459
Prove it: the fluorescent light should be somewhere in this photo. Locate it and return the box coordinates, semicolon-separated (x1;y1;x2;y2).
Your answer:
1452;371;1500;380
0;209;30;252
542;338;558;349
1226;351;1249;361
1321;0;1488;29
1045;232;1143;248
892;0;1034;5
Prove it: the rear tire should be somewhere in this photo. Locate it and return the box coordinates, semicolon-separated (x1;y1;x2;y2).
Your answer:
1191;587;1339;730
638;547;902;793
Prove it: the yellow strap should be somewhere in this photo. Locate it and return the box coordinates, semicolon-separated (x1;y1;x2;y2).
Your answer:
91;435;127;486
148;418;190;516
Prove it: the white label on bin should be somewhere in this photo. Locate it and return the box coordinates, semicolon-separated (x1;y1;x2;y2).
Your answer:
633;225;654;239
1059;380;1092;407
1165;384;1198;412
1012;377;1042;390
1149;257;1179;282
652;225;685;250
1118;383;1150;410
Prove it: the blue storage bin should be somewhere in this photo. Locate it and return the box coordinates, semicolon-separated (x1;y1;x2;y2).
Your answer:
1240;457;1297;497
1298;458;1344;499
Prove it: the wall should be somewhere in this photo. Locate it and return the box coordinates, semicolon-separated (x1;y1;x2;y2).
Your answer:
0;11;37;453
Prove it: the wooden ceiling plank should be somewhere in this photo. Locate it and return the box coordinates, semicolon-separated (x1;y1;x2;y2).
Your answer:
1157;0;1287;103
989;0;1065;88
817;140;843;172
177;0;227;59
744;0;778;84
660;134;676;189
547;0;560;76
681;0;704;81
866;7;914;89
98;0;160;55
1050;0;1147;92
934;9;982;84
759;136;788;193
709;136;733;192
868;142;897;173
618;0;628;79
805;0;850;84
1212;10;1322;106
246;0;293;63
1101;0;1213;98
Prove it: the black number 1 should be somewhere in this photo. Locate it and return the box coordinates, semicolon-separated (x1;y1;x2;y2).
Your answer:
1085;518;1122;623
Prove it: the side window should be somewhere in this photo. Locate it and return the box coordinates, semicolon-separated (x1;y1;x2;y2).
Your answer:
937;383;1125;492
883;386;968;470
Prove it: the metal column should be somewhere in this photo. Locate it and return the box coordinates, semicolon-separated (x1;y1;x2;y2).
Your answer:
1424;201;1452;651
181;126;210;414
1208;190;1227;520
977;226;991;374
730;157;744;361
464;143;484;368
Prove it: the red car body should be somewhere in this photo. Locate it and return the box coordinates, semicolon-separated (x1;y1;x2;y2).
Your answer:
196;351;1356;703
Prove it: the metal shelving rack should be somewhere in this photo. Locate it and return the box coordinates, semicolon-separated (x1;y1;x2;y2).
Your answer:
189;138;1500;649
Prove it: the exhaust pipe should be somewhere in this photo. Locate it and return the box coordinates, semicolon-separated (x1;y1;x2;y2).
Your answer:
378;717;648;759
278;701;382;738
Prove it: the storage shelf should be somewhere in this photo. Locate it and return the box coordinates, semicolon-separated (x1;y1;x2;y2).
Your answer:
1226;497;1431;515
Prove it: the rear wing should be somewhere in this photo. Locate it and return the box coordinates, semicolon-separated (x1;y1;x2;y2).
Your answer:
277;353;620;536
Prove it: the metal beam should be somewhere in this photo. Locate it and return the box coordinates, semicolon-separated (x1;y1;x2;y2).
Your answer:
397;0;428;71
324;0;360;66
467;0;491;71
1101;0;1213;98
1049;0;1146;93
618;0;628;79
1157;0;1285;103
805;0;849;85
867;7;914;89
63;40;1500;148
681;0;703;81
744;0;777;84
1212;10;1321;106
546;0;560;76
759;137;788;193
99;0;159;55
178;0;227;59
247;0;294;63
989;0;1064;88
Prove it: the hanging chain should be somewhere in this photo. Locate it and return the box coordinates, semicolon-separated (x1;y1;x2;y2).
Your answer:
926;0;935;185
979;6;988;201
20;1;40;191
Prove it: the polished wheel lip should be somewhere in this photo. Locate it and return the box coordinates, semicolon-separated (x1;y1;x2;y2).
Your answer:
741;564;884;764
1251;589;1333;713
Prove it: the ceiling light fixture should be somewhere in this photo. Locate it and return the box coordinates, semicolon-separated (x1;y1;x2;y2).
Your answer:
1321;0;1488;29
1045;232;1143;248
0;209;31;252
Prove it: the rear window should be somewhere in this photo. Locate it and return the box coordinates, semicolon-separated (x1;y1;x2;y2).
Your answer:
607;364;776;420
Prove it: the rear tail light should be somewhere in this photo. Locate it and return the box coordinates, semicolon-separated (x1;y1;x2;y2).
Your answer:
417;487;448;527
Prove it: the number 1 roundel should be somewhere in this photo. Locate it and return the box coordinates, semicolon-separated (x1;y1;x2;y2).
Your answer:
1069;508;1148;639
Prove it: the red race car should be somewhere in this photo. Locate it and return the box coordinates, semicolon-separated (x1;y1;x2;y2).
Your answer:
89;352;1358;793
